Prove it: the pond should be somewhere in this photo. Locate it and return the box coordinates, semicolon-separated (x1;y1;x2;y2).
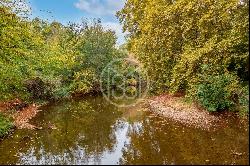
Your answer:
0;95;249;165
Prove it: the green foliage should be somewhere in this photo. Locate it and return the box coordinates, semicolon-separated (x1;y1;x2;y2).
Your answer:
71;68;98;94
238;86;249;115
0;1;126;101
0;114;13;137
196;73;239;112
118;0;249;112
70;19;126;94
0;1;40;100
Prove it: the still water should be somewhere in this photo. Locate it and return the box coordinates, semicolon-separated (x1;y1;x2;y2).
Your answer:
0;96;249;165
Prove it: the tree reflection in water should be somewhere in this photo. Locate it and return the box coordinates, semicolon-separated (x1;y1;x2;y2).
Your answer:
119;115;249;165
0;96;248;165
12;96;124;165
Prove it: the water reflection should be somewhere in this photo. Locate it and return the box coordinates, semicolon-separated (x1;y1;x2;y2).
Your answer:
119;115;249;165
0;96;248;165
0;96;125;164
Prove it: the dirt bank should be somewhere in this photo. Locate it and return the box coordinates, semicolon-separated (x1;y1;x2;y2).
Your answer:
0;99;41;129
147;94;242;131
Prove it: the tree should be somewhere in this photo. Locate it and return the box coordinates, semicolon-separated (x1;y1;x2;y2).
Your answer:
117;0;249;111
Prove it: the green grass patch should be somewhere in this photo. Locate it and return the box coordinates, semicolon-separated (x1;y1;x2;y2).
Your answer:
0;113;14;138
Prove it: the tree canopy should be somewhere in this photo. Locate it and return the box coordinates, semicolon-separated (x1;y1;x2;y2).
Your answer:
117;0;249;112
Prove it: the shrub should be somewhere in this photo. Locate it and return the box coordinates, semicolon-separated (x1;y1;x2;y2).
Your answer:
238;86;249;115
196;73;242;112
24;77;53;100
0;114;14;138
71;69;98;94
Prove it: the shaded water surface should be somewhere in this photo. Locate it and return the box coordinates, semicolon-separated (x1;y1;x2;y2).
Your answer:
0;96;249;165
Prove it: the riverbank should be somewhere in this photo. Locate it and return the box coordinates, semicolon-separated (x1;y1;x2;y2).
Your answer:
0;93;248;138
0;92;101;138
0;94;248;165
147;93;248;131
0;99;44;137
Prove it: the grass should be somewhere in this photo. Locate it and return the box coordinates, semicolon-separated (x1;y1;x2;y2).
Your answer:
0;113;14;138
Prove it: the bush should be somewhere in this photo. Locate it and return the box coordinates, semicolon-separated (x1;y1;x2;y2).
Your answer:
196;73;242;112
24;77;53;100
71;69;98;94
238;86;249;115
0;114;14;138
